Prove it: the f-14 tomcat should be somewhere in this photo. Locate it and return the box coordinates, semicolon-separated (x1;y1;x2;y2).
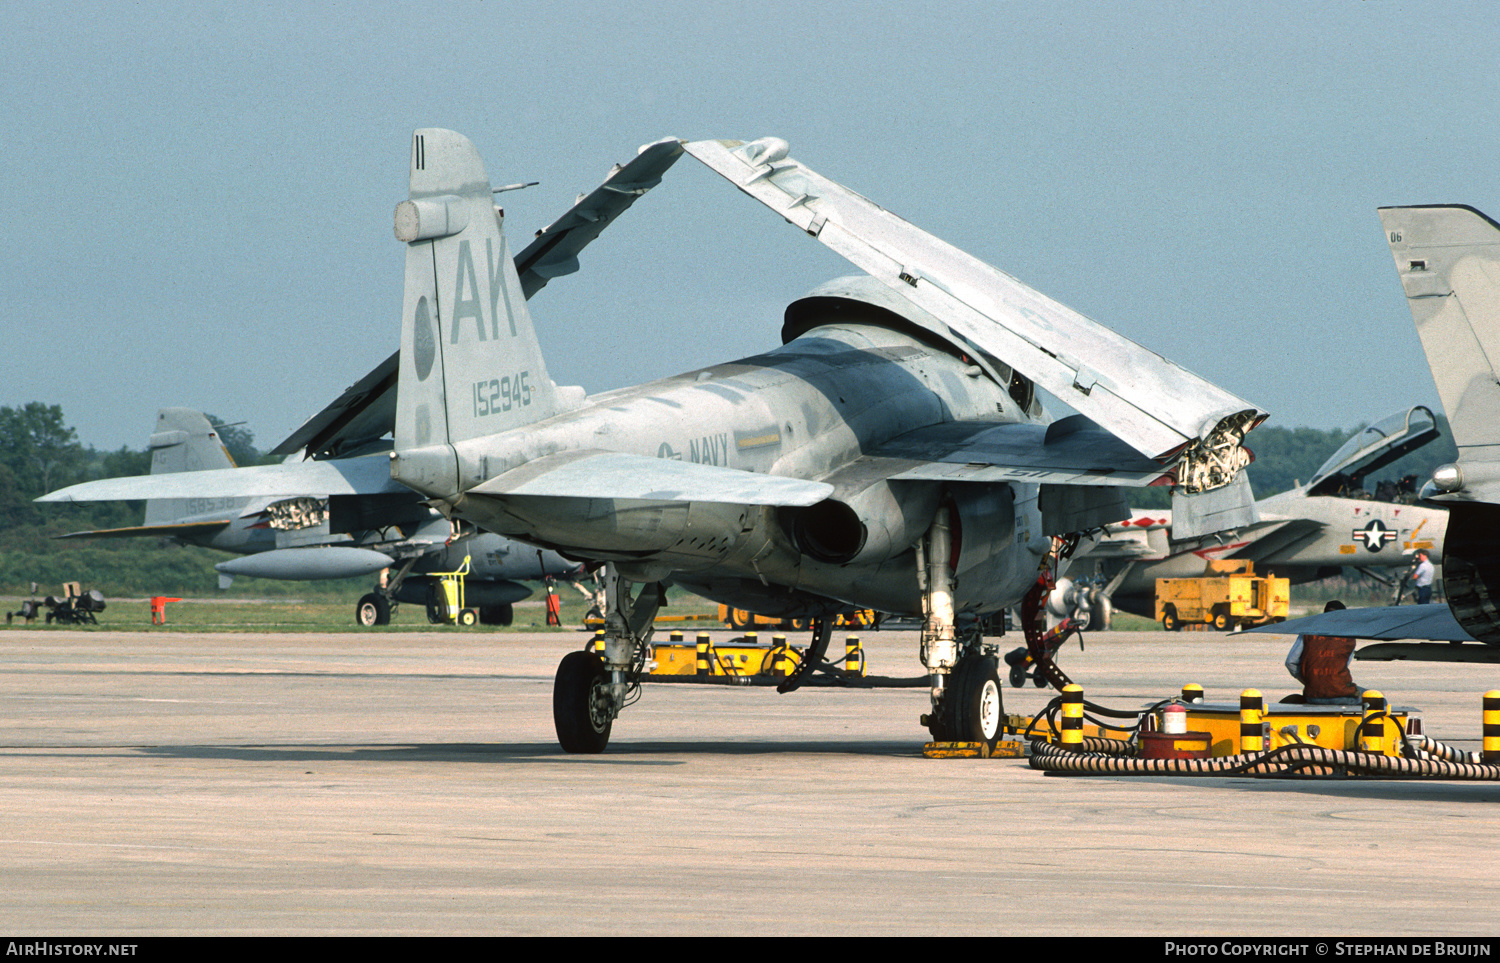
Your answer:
384;130;1265;751
1253;205;1500;657
1063;405;1450;628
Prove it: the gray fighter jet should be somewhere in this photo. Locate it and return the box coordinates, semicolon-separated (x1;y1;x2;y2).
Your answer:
383;130;1264;751
44;131;1267;749
57;407;582;626
1252;205;1500;659
1064;405;1449;626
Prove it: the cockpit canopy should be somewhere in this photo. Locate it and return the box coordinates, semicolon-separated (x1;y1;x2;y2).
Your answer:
1306;406;1440;498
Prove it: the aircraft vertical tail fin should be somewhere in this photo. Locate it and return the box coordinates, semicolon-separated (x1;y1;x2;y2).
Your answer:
1380;206;1500;457
143;408;238;525
393;130;561;468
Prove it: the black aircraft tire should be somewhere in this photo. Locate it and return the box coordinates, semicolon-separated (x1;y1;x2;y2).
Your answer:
479;604;513;626
926;657;977;743
356;594;390;627
954;655;1004;748
554;650;613;753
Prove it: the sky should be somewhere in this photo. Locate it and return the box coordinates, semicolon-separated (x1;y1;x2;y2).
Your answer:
2;1;1497;453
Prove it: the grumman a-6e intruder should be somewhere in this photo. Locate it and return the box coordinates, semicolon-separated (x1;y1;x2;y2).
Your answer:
383;129;1266;752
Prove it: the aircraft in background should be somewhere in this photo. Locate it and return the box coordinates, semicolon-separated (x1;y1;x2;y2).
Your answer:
42;139;687;626
1253;205;1500;660
58;407;582;626
1062;405;1449;628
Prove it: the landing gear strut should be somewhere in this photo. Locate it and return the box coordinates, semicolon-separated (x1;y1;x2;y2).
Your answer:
552;564;661;753
354;556;419;626
916;508;1006;747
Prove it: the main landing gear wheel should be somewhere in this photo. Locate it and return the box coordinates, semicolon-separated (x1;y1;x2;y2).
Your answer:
554;650;614;753
952;655;1004;748
355;593;390;627
926;655;1004;746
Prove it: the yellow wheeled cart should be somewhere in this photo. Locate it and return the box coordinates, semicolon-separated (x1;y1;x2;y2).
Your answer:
429;555;480;627
1155;560;1289;632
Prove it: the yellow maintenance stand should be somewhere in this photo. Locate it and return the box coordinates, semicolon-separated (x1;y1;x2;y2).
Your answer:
1156;560;1289;631
428;555;480;627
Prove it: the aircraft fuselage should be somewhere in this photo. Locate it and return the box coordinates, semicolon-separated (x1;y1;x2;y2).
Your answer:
437;322;1046;617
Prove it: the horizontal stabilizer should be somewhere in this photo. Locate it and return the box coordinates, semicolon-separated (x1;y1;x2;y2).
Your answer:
872;417;1173;487
684;138;1266;478
1246;603;1475;643
38;455;404;503
55;520;231;540
470;450;834;506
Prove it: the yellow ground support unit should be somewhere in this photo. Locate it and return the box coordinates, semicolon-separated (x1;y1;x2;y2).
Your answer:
1155;560;1289;631
429;555;479;627
648;638;803;678
716;605;877;631
1163;701;1418;757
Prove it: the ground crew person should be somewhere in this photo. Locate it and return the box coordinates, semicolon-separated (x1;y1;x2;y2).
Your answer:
1283;600;1360;704
1412;550;1435;605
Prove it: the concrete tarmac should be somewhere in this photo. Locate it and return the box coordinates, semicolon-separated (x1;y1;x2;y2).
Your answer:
0;627;1497;936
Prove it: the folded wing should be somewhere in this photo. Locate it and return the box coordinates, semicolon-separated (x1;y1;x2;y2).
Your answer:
683;137;1266;488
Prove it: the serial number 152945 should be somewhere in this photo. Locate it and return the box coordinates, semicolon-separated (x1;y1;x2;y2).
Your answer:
473;372;532;417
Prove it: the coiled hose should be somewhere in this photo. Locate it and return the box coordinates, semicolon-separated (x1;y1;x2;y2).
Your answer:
1030;737;1500;780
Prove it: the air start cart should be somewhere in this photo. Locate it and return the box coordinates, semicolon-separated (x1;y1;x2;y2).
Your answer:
427;555;480;627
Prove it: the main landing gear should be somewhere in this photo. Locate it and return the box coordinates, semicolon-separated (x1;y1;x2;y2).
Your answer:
355;557;419;627
916;508;1005;748
553;564;661;753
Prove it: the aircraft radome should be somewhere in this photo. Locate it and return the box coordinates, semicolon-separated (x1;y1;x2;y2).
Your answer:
384;129;1266;752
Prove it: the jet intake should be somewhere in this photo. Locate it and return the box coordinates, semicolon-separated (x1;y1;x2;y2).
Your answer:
1440;502;1500;645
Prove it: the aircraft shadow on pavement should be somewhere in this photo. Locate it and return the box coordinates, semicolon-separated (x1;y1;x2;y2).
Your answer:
129;738;925;763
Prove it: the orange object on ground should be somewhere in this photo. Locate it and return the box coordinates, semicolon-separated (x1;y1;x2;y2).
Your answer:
150;597;183;624
545;586;561;627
